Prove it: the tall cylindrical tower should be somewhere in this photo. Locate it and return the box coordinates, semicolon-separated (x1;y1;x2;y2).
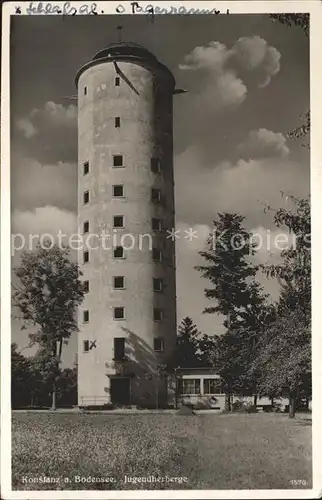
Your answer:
76;43;176;407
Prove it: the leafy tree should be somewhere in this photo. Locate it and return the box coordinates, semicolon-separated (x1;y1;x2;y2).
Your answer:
254;310;311;417
57;366;78;407
11;343;32;408
260;196;311;417
196;213;269;408
12;243;85;410
269;14;309;36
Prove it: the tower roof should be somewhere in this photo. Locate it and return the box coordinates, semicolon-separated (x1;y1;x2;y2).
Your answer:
75;41;175;87
92;42;159;64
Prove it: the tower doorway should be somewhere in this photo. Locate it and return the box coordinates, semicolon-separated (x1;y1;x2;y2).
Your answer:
110;377;131;405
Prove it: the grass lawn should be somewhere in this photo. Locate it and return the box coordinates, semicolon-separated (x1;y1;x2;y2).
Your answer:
12;412;312;490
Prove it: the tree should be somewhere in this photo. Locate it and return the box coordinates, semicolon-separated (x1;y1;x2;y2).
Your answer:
260;196;311;417
175;317;204;368
196;213;269;408
12;243;85;410
11;343;32;408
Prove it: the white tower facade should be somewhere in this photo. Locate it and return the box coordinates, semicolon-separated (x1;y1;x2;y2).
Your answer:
76;43;177;407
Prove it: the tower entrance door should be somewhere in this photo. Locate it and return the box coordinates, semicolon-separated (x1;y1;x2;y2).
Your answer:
110;377;131;406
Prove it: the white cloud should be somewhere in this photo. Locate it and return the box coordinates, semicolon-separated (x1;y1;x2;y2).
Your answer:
16;101;77;138
11;155;77;212
14;102;77;163
237;128;290;159
178;36;281;115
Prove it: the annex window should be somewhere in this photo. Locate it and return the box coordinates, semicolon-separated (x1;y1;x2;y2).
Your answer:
179;379;201;396
83;280;89;293
83;310;89;323
113;306;125;320
115;117;121;128
113;246;124;259
113;215;124;228
113;155;123;167
83;340;89;353
153;308;163;321
154;337;164;352
113;276;125;289
203;379;224;395
113;185;124;197
151;189;161;203
114;337;125;360
83;190;89;205
83;251;89;264
153;278;163;292
115;77;120;87
83;220;89;234
151;158;161;173
152;248;162;262
84;86;87;96
83;161;89;175
152;218;162;232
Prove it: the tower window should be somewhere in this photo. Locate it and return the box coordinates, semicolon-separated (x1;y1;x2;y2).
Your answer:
113;185;124;197
114;337;125;360
83;190;89;205
151;189;161;203
83;280;89;293
113;246;124;258
113;155;123;167
114;306;125;320
152;248;162;262
154;337;164;352
115;117;121;128
83;340;89;353
115;77;120;87
83;310;89;323
113;215;124;228
113;276;125;289
83;251;89;263
84;86;87;96
83;220;89;234
153;278;163;292
154;308;163;321
151;158;161;173
152;218;162;231
83;161;89;175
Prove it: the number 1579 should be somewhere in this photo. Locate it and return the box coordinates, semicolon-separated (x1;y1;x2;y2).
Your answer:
290;479;307;486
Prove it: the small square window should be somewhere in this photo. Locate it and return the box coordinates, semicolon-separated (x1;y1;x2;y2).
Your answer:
113;276;125;289
115;77;120;87
151;158;161;173
83;161;89;175
114;246;124;258
154;337;164;352
151;189;161;203
154;308;163;321
114;307;125;320
83;340;89;352
153;278;163;292
113;155;123;167
115;117;120;128
83;190;89;204
152;248;162;262
113;215;124;228
83;251;89;263
83;310;89;323
84;86;87;96
152;218;162;231
83;220;89;234
83;280;89;293
113;185;124;197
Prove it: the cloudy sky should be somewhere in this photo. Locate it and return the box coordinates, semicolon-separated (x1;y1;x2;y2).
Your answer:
11;14;309;366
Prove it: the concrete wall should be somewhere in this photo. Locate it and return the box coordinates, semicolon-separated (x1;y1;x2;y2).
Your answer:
77;57;176;407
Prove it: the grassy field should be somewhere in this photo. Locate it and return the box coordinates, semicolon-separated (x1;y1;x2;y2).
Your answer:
12;412;312;490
